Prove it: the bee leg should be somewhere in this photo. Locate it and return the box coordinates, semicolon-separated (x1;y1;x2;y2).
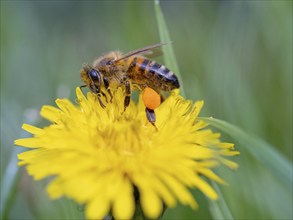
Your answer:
96;93;106;108
75;85;88;104
80;85;87;89
101;91;108;103
124;80;131;111
160;94;165;102
90;84;106;108
145;108;157;127
103;77;113;103
79;85;87;94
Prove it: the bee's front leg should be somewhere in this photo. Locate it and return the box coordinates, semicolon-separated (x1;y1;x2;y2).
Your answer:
90;84;106;108
79;85;87;89
79;85;87;95
96;92;106;108
124;80;131;111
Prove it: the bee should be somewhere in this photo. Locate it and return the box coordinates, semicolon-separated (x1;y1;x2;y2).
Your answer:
80;43;180;126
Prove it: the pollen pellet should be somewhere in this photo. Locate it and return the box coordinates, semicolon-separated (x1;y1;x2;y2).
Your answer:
142;87;161;110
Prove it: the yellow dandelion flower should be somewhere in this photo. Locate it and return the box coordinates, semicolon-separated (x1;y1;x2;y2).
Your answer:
15;87;239;220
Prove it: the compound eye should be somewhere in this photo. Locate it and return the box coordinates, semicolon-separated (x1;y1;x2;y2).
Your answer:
89;69;100;81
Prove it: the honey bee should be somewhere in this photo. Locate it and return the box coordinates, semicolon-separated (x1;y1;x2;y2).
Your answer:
80;43;180;126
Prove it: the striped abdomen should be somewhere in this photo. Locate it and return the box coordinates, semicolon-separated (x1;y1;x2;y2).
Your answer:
126;57;180;91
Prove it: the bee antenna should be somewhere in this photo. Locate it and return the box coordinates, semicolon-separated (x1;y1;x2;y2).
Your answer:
82;63;90;68
114;42;172;63
162;41;172;45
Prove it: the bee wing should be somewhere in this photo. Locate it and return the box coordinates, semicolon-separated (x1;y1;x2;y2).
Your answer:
114;42;171;62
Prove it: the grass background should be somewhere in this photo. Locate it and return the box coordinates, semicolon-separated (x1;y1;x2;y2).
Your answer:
1;1;292;219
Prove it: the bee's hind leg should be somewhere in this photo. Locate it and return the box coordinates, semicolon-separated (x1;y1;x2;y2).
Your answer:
145;108;157;128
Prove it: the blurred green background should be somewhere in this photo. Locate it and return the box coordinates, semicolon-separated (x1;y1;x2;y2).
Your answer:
1;1;292;219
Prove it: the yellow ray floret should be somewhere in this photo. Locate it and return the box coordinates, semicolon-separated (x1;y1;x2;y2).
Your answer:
15;87;239;220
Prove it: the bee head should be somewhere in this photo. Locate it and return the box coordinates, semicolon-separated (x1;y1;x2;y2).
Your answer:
80;64;102;91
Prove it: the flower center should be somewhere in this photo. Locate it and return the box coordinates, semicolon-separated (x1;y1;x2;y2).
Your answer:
97;118;153;157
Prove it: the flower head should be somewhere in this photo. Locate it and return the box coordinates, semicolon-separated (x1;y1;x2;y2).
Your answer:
15;87;239;219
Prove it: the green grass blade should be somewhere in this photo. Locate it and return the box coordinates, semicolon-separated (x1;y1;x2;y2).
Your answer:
0;149;21;219
200;117;292;188
154;0;186;97
154;1;233;219
208;181;233;220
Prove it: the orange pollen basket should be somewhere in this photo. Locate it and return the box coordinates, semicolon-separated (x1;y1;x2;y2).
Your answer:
142;87;161;110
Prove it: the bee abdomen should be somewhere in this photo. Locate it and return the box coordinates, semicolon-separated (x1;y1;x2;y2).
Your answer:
148;61;170;79
148;61;179;88
127;57;180;89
